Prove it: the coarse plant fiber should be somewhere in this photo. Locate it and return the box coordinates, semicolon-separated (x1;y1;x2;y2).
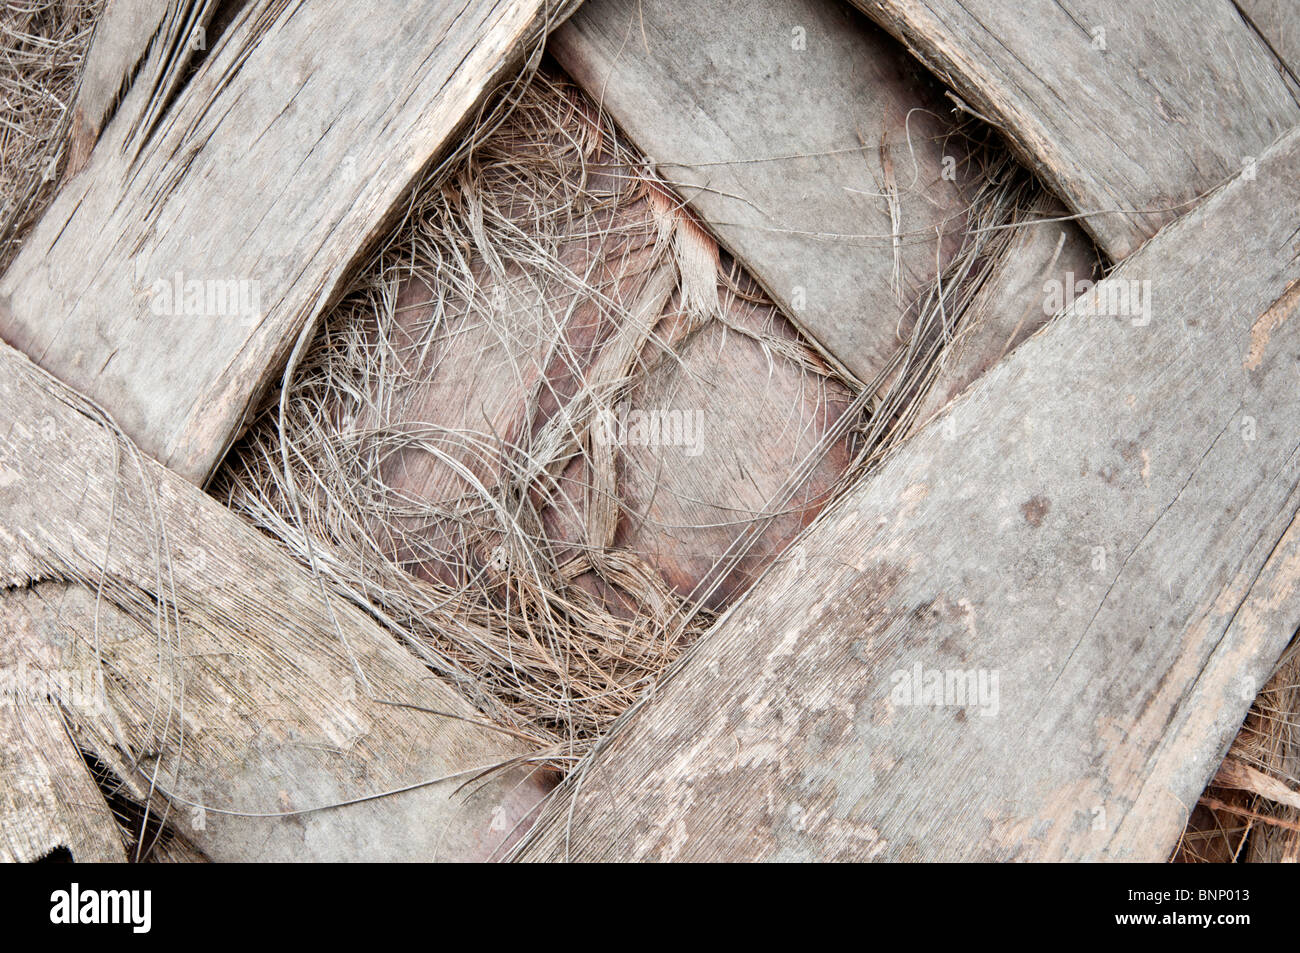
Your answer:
0;0;103;272
210;66;1037;766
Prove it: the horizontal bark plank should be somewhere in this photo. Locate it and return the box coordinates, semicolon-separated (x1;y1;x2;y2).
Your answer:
0;0;572;484
0;340;550;862
550;0;971;384
514;125;1300;861
849;0;1300;259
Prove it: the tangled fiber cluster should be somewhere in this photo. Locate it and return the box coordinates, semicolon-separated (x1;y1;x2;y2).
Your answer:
0;0;102;271
211;65;1044;765
214;73;745;763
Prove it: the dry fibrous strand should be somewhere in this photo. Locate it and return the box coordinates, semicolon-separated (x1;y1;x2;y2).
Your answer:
0;0;103;272
211;63;1045;769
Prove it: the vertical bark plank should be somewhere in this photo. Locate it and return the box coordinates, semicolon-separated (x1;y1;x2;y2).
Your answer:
0;652;128;863
64;0;182;176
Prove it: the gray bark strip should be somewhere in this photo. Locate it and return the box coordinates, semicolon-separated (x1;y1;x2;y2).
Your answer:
64;0;206;177
0;341;550;862
849;0;1300;260
1234;0;1300;82
549;0;972;384
0;667;127;863
513;126;1300;862
909;193;1099;430
0;0;573;484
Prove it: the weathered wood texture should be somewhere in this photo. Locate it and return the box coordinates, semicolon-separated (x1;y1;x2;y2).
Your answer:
65;0;175;176
514;127;1300;861
0;0;573;484
0;341;550;862
0;671;127;862
550;0;971;384
849;0;1300;260
911;194;1099;429
1236;0;1300;79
